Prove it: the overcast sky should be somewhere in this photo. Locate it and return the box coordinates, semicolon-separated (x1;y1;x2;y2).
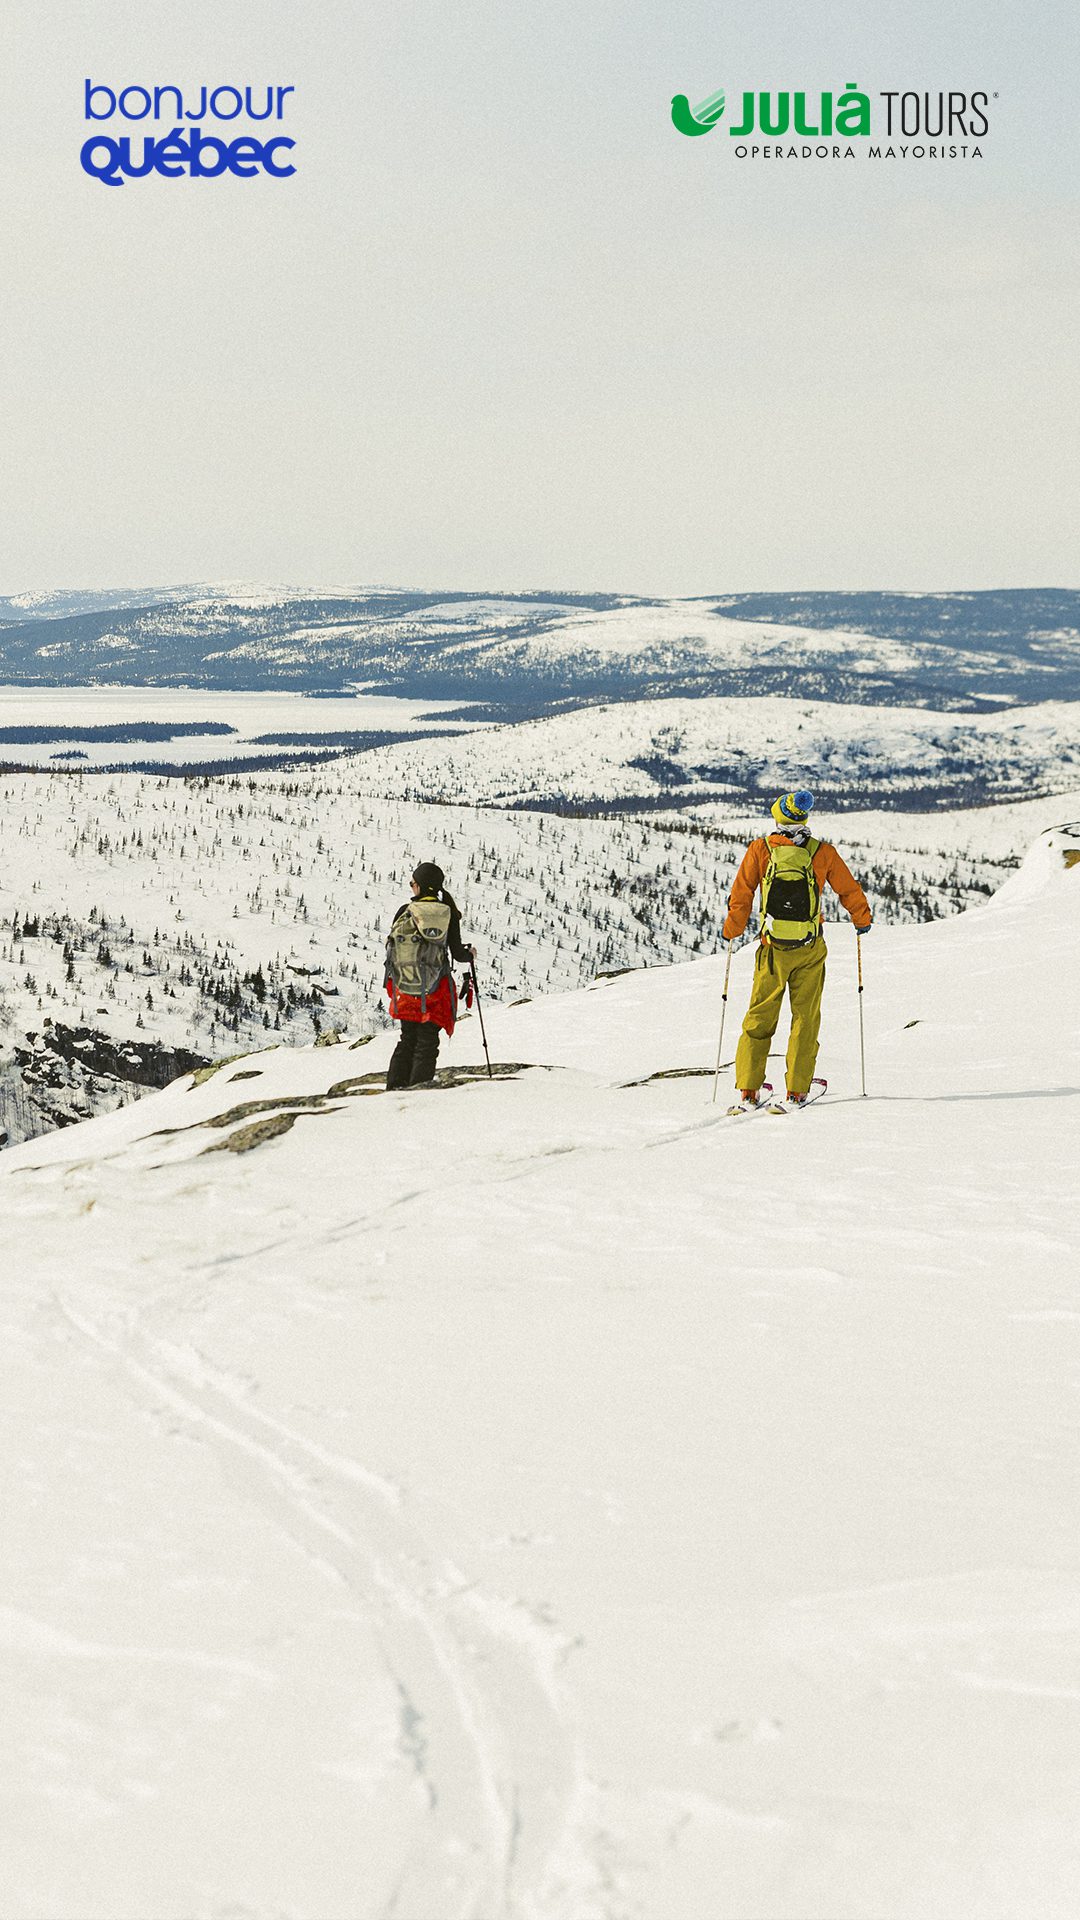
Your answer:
1;0;1077;596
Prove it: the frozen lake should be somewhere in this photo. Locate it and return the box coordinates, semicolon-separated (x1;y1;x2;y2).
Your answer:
0;684;478;770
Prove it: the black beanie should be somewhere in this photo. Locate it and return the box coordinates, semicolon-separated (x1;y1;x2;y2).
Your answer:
412;861;445;894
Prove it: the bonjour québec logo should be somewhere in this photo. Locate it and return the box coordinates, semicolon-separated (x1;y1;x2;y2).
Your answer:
80;79;297;185
670;82;992;160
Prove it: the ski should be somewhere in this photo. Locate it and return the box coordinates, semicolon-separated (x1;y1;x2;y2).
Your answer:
766;1076;828;1115
724;1081;773;1118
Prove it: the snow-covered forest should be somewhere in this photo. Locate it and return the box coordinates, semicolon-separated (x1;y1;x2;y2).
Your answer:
2;762;1068;1145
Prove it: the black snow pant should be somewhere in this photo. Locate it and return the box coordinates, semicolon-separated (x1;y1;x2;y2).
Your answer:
386;1020;440;1090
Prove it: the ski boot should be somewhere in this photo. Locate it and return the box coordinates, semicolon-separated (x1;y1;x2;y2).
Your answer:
724;1084;771;1118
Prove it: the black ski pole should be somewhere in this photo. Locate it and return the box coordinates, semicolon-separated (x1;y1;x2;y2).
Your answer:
469;959;493;1079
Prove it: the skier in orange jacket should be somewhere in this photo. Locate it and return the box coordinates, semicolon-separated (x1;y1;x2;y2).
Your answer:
722;791;871;1108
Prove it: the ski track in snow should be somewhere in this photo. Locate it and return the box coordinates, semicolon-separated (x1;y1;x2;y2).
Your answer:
0;1603;276;1685
44;1298;602;1920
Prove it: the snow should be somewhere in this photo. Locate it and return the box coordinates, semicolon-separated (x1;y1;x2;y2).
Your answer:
6;589;1077;712
0;685;473;770
708;789;1080;864
1;755;1070;1145
1;824;1078;1918
0;769;758;1089
344;693;1080;809
519;600;924;674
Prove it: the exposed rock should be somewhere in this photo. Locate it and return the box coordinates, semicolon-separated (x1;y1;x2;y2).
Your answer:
621;1067;714;1086
204;1111;305;1154
34;1023;208;1090
189;1052;257;1088
1;1022;213;1146
326;1073;386;1097
203;1095;342;1130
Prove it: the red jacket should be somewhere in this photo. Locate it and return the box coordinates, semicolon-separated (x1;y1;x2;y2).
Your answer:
722;833;872;940
386;973;458;1036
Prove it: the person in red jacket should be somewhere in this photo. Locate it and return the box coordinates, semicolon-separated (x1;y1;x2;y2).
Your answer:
722;791;871;1107
384;862;474;1089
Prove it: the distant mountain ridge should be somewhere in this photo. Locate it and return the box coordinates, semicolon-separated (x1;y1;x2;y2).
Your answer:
0;586;1076;709
0;585;212;624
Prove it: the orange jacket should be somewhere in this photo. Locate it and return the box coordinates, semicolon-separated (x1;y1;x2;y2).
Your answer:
722;833;872;940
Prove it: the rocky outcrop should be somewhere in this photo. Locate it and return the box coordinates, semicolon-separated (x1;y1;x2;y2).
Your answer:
24;1022;208;1089
1;1022;211;1146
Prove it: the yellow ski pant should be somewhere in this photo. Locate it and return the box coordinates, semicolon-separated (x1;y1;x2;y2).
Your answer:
734;935;827;1095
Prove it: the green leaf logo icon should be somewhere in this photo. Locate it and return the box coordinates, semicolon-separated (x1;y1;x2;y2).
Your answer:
671;88;726;137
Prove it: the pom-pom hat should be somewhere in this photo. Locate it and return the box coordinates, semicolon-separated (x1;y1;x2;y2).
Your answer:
771;790;814;828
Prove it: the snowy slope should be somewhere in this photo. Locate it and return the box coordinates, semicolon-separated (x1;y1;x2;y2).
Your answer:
8;760;1044;1145
1;825;1078;1920
0;770;760;1140
345;692;1080;812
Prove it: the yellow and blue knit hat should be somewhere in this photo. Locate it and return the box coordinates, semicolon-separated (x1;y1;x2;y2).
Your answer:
771;789;814;828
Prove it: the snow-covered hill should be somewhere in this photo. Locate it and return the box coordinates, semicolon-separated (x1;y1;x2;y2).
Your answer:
2;824;1078;1919
346;692;1080;813
0;585;214;624
0;767;759;1142
4;765;1072;1145
0;585;1077;706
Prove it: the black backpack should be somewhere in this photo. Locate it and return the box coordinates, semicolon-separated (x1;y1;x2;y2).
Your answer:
760;837;822;943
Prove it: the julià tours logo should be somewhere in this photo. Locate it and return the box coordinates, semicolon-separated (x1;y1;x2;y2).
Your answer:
670;82;991;160
670;88;727;137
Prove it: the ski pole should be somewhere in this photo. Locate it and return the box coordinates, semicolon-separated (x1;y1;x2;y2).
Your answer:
711;941;733;1104
856;930;867;1098
469;959;493;1079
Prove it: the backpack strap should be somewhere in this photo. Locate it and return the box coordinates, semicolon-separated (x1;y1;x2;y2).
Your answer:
758;838;774;942
805;837;822;924
759;835;787;938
